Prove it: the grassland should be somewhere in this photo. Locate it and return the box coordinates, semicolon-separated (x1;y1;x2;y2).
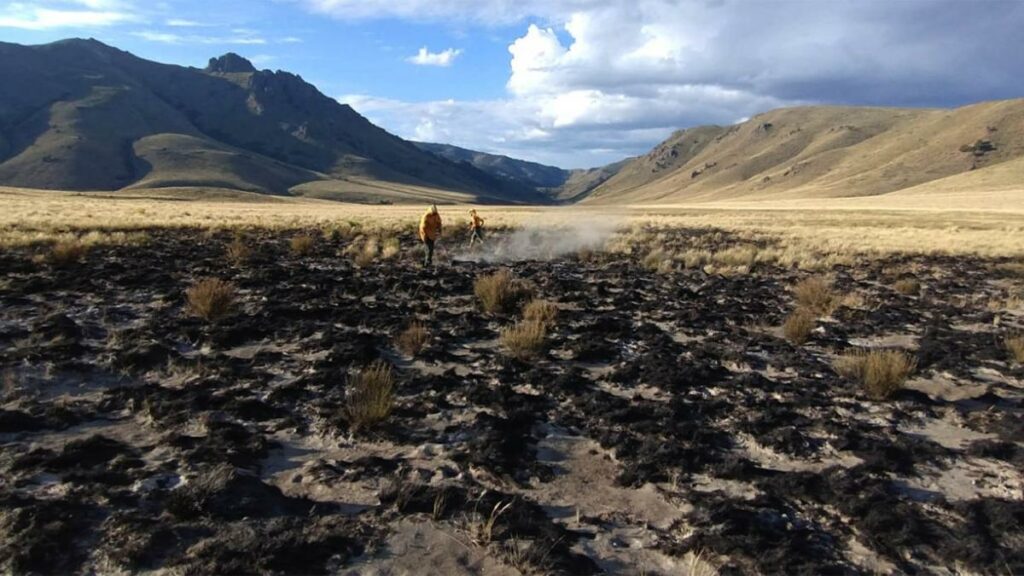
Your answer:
3;187;1023;262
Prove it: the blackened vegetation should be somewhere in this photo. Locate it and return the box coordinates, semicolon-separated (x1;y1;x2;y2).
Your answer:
0;227;1022;574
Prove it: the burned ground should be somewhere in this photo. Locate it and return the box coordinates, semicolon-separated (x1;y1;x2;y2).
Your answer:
0;226;1022;574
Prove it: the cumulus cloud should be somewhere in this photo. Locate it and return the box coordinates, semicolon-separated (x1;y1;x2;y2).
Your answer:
406;46;463;67
0;0;137;29
334;0;1024;167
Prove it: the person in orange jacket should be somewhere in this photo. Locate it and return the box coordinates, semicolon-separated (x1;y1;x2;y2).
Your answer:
419;204;442;266
468;209;485;248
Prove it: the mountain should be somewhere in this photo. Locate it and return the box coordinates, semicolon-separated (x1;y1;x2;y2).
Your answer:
413;141;628;201
0;38;547;204
583;100;1024;203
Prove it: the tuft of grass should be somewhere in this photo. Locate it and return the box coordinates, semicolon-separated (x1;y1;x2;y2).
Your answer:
344;361;395;431
474;269;531;314
395;322;429;356
833;349;917;400
185;278;236;322
381;237;400;260
713;244;758;268
642;248;672;273
49;238;89;266
500;321;547;361
783;308;816;345
225;235;252;265
290;233;315;257
793;276;839;316
522;298;558;326
1005;334;1024;364
893;278;920;295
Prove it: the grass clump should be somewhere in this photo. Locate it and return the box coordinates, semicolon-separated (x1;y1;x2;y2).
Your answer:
500;321;547;361
381;237;400;260
1006;334;1024;364
783;308;816;345
290;233;315;256
834;349;917;400
793;276;839;316
185;278;236;322
522;299;558;326
474;269;531;314
395;322;429;356
49;238;89;266
344;361;395;431
225;235;252;265
893;278;920;295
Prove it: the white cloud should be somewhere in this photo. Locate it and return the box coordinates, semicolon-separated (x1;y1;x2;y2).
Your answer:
0;1;136;29
132;30;267;45
165;18;202;27
406;46;463;67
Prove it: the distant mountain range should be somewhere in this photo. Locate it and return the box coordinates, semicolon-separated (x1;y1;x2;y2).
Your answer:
0;39;548;204
1;39;1022;205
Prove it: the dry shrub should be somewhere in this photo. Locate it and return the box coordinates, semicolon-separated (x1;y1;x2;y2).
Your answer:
682;249;712;269
523;299;558;326
290;233;315;256
225;236;252;264
1006;334;1024;364
500;321;547;360
475;269;531;314
50;238;89;266
833;349;916;400
185;278;236;322
713;245;758;268
642;248;673;273
381;237;400;260
893;278;920;295
395;322;429;356
783;308;816;345
354;237;378;267
344;361;395;431
793;276;839;316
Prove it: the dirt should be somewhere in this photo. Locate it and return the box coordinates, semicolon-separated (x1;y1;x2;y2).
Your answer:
1;226;1022;575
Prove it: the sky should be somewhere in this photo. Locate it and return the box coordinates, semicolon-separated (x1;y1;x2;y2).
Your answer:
2;0;1023;169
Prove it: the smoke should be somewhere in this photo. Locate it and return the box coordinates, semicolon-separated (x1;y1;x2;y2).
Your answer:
449;213;625;262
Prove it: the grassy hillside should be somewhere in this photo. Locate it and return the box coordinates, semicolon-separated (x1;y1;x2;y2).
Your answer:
0;39;545;204
585;100;1024;204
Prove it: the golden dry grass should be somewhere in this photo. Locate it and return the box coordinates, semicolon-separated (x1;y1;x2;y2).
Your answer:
49;238;89;266
185;278;236;322
893;278;921;295
1006;334;1024;364
500;321;547;360
793;276;839;316
225;236;252;265
783;308;816;345
290;233;315;256
395;322;429;356
834;349;917;400
523;299;559;326
475;269;531;314
344;361;395;431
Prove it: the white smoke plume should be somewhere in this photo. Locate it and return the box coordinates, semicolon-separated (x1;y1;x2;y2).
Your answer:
449;213;625;262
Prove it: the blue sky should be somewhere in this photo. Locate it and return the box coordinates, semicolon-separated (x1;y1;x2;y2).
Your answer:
2;1;1023;168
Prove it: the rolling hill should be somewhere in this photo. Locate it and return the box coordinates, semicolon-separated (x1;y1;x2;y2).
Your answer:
0;38;547;204
583;100;1024;204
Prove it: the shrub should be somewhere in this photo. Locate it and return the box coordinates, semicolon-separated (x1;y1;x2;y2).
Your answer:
793;276;838;316
713;245;758;268
354;238;377;267
783;308;816;345
395;322;429;356
500;321;546;361
225;236;252;265
474;269;531;314
1006;334;1024;364
522;299;558;326
381;237;400;260
50;238;89;266
290;233;315;256
344;361;395;431
185;278;236;322
893;278;920;295
833;349;916;400
642;248;671;272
